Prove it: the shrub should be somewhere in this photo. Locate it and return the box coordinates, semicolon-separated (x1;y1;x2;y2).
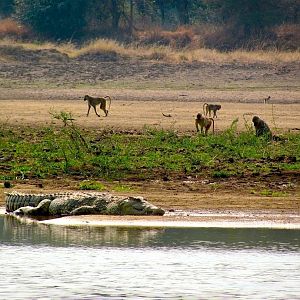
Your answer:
0;18;29;39
273;24;300;50
212;170;231;178
79;181;106;191
136;27;196;48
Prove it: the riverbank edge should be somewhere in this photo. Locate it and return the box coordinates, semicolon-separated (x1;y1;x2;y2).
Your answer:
1;208;299;229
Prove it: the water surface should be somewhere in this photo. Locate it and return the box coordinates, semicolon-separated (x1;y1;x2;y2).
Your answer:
1;215;299;299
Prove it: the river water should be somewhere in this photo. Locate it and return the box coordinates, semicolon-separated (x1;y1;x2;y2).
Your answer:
0;215;300;299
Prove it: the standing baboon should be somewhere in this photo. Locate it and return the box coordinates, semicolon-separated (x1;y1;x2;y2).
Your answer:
252;116;272;140
84;94;112;117
195;113;214;135
203;103;221;118
263;96;271;104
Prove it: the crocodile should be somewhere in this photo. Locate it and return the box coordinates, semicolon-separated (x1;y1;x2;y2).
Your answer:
5;191;165;217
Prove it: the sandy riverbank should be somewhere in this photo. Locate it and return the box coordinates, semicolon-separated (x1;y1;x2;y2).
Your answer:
1;208;299;229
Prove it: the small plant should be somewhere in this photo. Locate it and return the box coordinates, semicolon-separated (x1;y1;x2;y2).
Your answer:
259;189;288;197
212;170;230;178
112;184;134;192
3;181;12;188
50;110;75;127
49;110;91;172
208;183;221;191
78;180;106;191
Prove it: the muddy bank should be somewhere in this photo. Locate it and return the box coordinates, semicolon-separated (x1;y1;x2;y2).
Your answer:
0;173;299;216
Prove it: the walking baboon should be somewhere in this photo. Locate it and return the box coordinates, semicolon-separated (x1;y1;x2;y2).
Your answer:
203;103;221;118
263;96;271;104
84;94;112;117
252;116;272;140
195;113;214;135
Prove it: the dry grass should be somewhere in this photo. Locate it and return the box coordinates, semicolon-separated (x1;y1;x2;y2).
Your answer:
72;39;130;58
0;18;29;39
273;24;300;50
0;38;299;64
136;27;196;48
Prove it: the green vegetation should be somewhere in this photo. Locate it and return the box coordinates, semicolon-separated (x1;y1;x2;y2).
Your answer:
259;189;288;197
112;184;135;193
0;113;299;182
14;0;88;39
78;180;106;191
251;189;289;197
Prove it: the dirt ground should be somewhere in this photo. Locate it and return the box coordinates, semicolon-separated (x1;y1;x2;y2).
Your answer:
0;49;299;222
0;99;300;133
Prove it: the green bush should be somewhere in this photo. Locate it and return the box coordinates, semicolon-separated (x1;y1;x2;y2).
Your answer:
15;0;88;40
78;181;106;191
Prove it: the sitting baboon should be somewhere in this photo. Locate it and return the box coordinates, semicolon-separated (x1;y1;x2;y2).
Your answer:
203;103;221;118
263;96;271;104
252;116;272;140
195;113;214;135
84;94;112;117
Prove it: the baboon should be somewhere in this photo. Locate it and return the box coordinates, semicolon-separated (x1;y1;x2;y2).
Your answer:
203;103;221;118
252;116;272;140
84;94;112;117
195;113;214;135
263;96;271;104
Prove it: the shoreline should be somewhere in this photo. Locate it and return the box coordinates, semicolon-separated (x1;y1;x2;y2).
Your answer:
1;208;299;229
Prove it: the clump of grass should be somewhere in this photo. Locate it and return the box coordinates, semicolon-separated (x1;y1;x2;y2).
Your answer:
212;170;231;178
259;189;288;197
112;184;134;192
78;180;106;191
137;27;195;48
71;39;126;58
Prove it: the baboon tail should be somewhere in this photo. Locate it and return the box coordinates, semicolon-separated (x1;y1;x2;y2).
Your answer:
210;118;215;134
203;103;208;115
105;96;112;110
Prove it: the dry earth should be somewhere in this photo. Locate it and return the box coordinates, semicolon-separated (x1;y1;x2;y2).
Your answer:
0;99;300;133
0;48;299;224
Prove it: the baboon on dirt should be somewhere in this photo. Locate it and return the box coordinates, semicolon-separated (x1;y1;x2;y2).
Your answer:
84;94;112;117
195;113;214;135
203;103;221;118
252;116;272;140
263;96;271;104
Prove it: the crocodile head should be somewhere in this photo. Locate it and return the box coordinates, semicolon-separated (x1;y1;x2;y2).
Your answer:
13;199;51;216
107;196;165;216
